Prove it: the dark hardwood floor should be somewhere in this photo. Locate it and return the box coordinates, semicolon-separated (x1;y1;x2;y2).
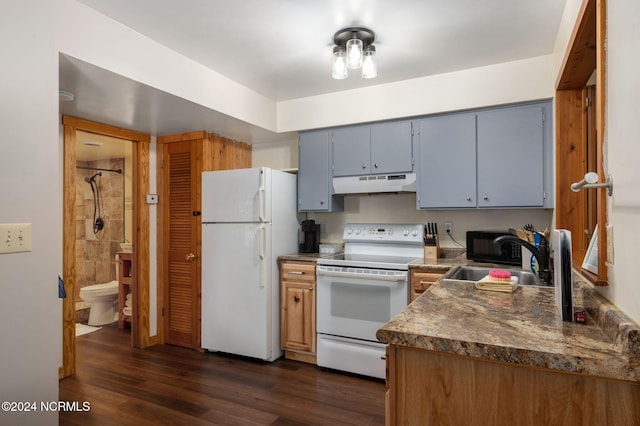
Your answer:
60;324;386;425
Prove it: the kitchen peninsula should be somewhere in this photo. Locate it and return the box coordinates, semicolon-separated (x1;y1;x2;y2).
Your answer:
377;273;640;425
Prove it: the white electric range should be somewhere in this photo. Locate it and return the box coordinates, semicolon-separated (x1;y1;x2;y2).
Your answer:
316;223;424;379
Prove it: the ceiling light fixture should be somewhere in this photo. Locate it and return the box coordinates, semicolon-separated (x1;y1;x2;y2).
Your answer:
332;27;377;79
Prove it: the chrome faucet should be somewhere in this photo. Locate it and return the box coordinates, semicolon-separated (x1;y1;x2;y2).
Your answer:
493;234;552;285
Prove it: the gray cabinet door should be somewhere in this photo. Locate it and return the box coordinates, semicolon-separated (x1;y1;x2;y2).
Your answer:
298;130;333;211
332;125;371;176
477;105;544;207
371;121;413;174
417;113;477;208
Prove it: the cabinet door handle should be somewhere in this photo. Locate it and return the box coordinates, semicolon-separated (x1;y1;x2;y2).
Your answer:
362;163;367;169
374;163;379;168
467;197;472;202
185;253;196;261
483;196;489;201
309;287;314;291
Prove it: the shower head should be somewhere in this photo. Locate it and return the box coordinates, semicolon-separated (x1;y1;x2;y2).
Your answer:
85;172;102;183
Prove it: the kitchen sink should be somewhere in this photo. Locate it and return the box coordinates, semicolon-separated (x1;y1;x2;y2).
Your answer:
442;266;552;287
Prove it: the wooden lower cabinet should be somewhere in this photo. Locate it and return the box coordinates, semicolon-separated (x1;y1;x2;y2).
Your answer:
410;269;446;302
280;261;316;364
385;344;640;426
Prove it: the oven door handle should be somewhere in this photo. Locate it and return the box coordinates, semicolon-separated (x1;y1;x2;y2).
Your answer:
317;268;407;282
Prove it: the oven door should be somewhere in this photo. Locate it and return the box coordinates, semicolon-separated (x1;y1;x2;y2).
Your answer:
316;265;409;342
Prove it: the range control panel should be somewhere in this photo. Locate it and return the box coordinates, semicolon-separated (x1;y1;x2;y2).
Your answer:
343;223;424;244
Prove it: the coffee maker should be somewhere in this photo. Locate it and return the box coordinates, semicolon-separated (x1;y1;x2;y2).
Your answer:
299;219;321;253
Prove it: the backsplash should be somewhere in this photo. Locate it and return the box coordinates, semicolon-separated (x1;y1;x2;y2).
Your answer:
306;193;553;247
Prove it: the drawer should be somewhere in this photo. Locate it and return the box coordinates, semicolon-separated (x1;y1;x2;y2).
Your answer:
410;271;444;301
281;262;316;282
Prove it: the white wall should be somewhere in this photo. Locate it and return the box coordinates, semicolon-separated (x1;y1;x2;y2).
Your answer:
0;1;60;425
598;1;640;322
251;139;298;170
57;0;277;133
277;55;554;132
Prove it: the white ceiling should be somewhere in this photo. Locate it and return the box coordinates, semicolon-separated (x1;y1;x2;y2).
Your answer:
60;0;567;144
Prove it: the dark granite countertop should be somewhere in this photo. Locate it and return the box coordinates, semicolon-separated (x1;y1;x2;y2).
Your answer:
377;271;640;383
279;252;336;262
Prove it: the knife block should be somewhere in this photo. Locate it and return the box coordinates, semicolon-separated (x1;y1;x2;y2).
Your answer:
424;237;439;261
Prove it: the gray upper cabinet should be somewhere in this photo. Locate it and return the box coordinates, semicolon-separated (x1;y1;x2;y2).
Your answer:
332;125;371;176
370;121;414;174
416;100;553;210
476;103;546;208
417;113;477;208
298;129;343;212
332;121;413;177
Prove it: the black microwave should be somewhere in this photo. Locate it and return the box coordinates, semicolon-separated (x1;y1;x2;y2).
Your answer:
466;230;522;266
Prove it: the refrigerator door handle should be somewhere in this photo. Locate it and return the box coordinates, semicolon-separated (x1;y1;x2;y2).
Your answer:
258;168;266;223
258;225;266;287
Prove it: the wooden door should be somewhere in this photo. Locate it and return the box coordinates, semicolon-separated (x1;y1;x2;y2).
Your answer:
162;139;201;348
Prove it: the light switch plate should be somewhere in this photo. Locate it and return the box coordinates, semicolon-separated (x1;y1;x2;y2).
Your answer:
0;223;32;254
606;224;614;265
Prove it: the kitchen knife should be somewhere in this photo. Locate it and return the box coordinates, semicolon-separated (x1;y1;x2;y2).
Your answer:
429;223;436;246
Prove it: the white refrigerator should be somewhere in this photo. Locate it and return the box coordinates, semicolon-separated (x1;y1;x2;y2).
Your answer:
201;167;298;361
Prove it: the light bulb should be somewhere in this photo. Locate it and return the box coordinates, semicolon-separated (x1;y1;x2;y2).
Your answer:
346;38;363;69
361;46;377;78
332;47;348;79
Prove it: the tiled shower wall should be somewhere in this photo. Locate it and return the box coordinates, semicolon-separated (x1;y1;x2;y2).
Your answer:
76;158;125;302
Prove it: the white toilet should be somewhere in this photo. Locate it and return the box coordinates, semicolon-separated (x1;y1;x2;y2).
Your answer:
79;280;119;326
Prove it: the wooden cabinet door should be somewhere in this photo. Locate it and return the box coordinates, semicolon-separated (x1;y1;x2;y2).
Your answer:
280;262;316;353
281;282;315;352
162;139;201;349
417;113;477;209
370;120;413;174
477;104;545;207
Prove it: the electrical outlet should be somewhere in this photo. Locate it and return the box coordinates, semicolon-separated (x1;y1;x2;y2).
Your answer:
445;222;453;233
0;223;32;254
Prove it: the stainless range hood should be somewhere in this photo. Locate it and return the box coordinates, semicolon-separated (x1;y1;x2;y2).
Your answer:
333;173;417;194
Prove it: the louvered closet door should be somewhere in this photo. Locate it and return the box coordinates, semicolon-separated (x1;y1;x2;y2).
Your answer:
163;141;200;348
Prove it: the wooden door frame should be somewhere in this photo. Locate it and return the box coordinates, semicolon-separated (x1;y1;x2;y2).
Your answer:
555;0;608;285
60;116;152;379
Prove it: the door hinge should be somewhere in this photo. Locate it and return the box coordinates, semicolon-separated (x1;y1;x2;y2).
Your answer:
542;113;546;122
160;160;165;169
585;96;591;109
161;307;165;317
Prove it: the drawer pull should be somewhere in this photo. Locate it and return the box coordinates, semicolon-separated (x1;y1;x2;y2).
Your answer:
289;271;305;275
419;281;432;285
